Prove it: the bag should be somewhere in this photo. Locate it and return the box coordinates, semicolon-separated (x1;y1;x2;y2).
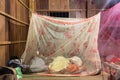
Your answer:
30;57;47;72
0;66;17;80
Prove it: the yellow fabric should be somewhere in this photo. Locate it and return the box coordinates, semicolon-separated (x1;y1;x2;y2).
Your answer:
49;56;70;72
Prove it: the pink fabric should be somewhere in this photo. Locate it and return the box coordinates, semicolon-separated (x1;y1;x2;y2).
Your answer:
99;2;120;60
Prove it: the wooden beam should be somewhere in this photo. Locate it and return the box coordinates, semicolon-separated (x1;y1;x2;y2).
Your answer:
0;41;26;46
36;9;86;12
30;0;36;12
0;11;29;26
36;9;108;12
88;9;106;11
29;0;36;19
17;0;32;12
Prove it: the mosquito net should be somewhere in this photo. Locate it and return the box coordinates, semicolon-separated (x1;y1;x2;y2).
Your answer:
21;12;101;76
98;2;120;61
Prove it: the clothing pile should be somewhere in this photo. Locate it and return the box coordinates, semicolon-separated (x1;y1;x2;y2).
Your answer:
48;56;83;74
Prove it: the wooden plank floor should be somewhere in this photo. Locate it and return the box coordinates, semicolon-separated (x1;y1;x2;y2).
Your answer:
20;72;109;80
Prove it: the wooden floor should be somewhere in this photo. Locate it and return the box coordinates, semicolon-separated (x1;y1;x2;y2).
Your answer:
20;72;109;80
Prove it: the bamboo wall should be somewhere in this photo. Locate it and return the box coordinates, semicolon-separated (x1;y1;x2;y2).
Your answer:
0;0;29;66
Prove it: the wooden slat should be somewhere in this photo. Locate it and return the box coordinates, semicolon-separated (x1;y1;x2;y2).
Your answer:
36;9;86;12
5;0;10;65
87;0;104;18
0;0;6;66
88;9;107;11
69;0;86;18
36;0;49;15
17;0;32;12
49;0;69;10
0;11;29;26
16;0;21;57
9;0;29;58
60;0;69;10
9;0;17;57
0;41;26;45
36;0;48;9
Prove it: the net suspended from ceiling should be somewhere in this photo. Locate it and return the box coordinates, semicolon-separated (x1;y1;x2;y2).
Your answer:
99;2;120;62
21;12;101;76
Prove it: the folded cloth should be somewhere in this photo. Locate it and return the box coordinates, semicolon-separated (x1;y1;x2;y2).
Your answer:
69;56;82;66
66;63;79;73
49;56;70;73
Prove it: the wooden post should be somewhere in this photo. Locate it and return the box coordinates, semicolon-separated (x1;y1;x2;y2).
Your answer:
29;0;36;18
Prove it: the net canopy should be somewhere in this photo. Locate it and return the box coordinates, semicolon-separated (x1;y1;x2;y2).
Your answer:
22;12;101;76
99;2;120;61
21;2;120;76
